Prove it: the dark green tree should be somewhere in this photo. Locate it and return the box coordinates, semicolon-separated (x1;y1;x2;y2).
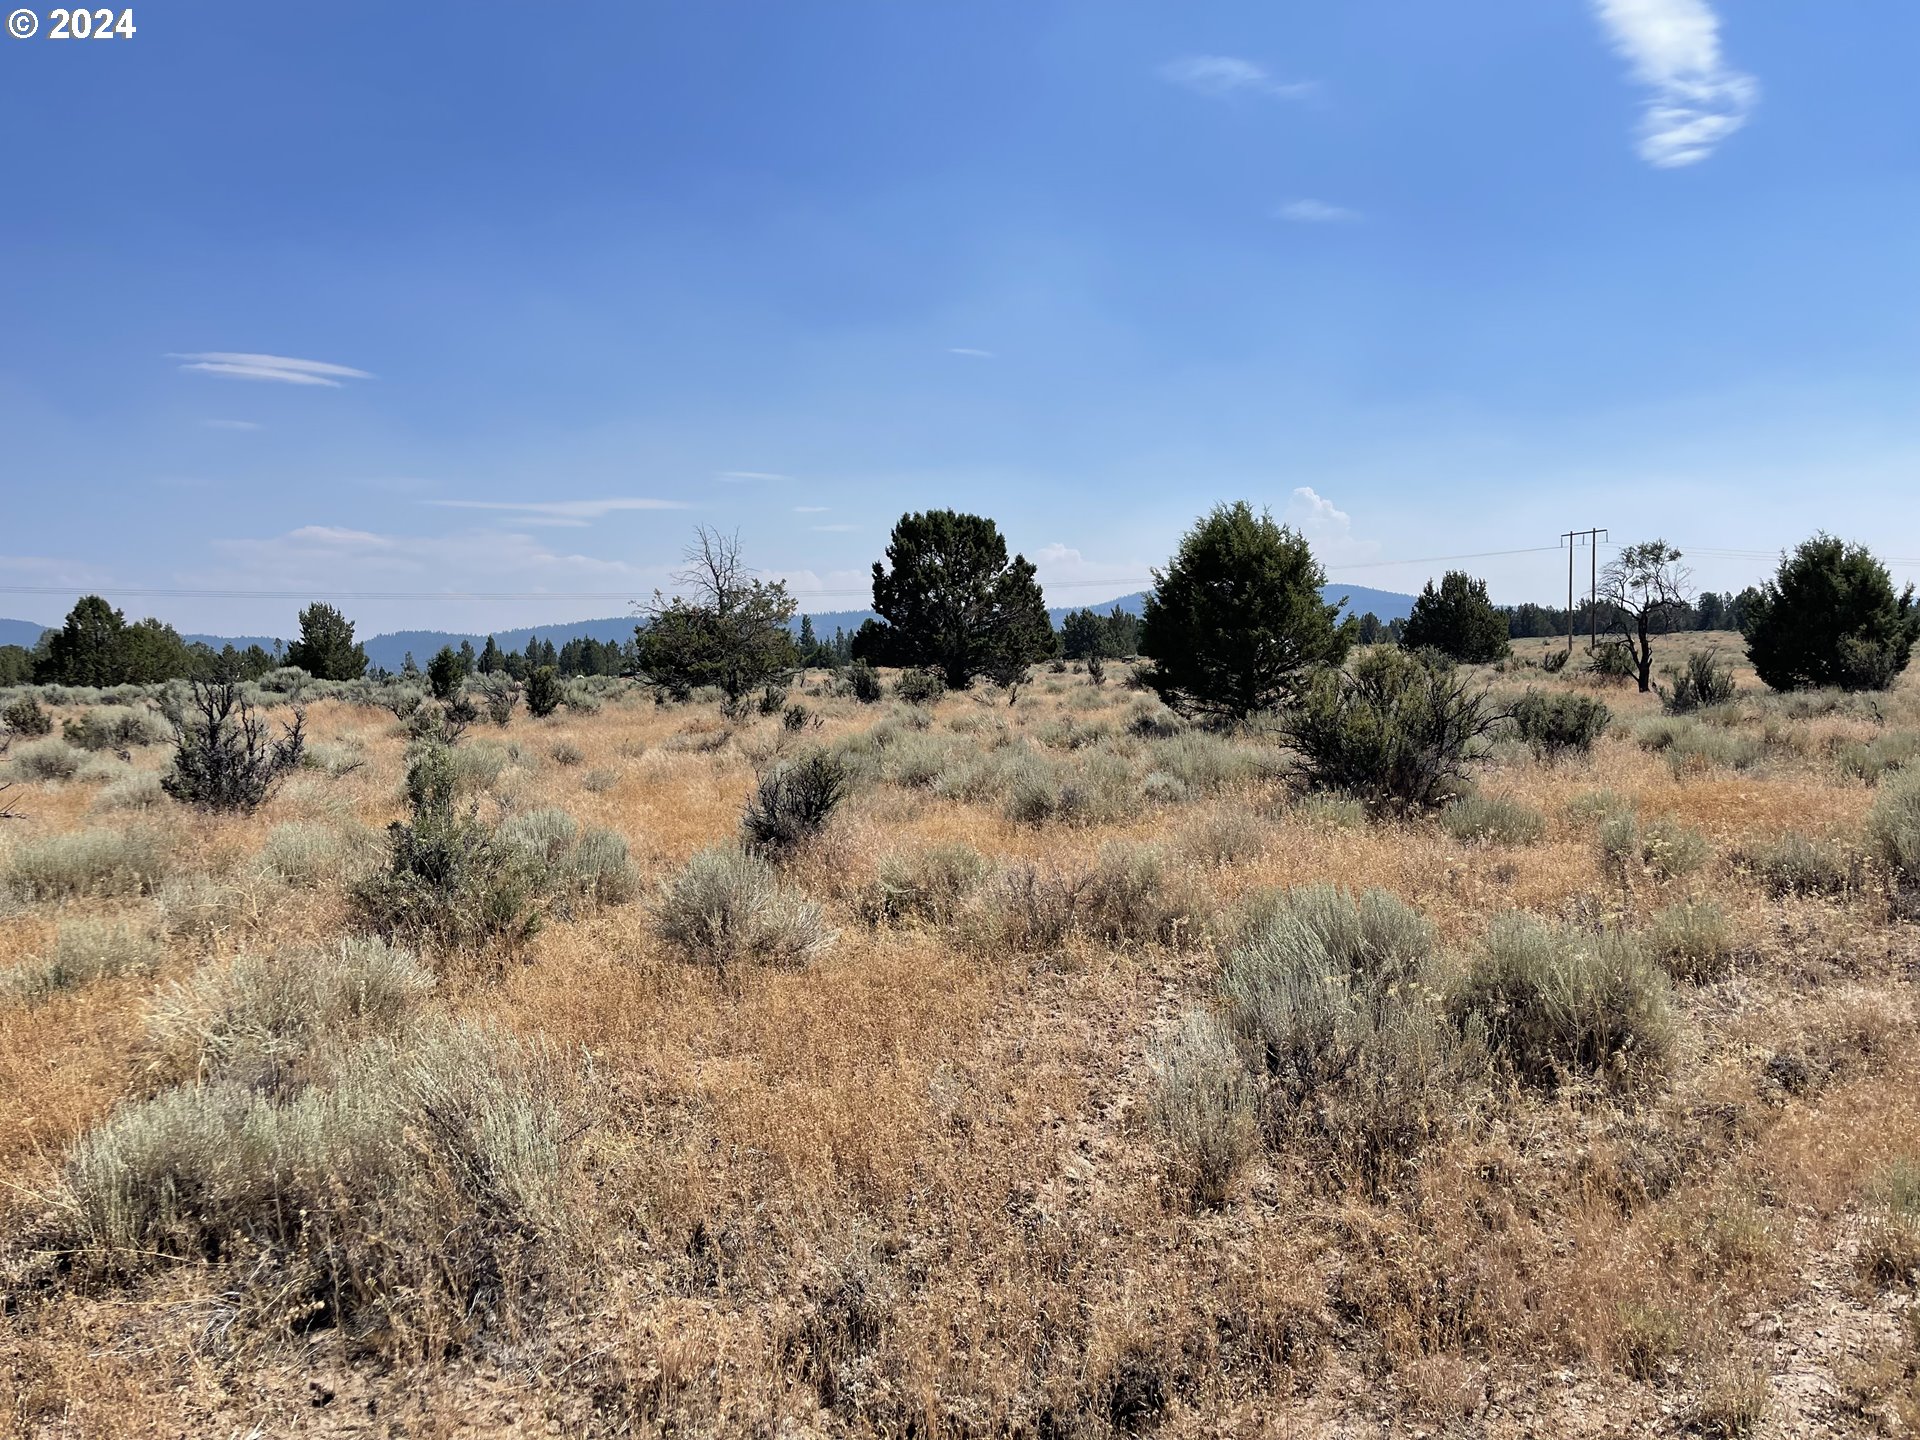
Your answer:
0;645;34;686
855;510;1052;690
1356;612;1385;645
285;602;368;680
1138;502;1355;721
1103;605;1141;658
426;645;464;700
1744;534;1919;692
524;665;562;717
37;595;130;686
479;636;502;674
1400;571;1510;664
120;617;195;683
634;527;797;702
1060;608;1109;661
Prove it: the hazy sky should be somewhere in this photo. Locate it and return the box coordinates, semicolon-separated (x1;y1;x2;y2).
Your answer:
3;1;1917;636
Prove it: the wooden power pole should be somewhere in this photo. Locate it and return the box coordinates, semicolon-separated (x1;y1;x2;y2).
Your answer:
1560;528;1607;652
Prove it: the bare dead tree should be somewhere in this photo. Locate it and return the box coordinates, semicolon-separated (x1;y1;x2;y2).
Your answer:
0;782;25;820
1598;541;1693;693
635;527;798;704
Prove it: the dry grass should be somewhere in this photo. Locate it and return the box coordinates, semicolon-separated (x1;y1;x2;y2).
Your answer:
2;636;1919;1437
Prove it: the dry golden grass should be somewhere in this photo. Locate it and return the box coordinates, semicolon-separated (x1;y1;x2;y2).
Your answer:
2;636;1919;1437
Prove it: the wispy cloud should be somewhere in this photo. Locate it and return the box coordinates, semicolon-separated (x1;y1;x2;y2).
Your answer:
793;506;831;514
1031;543;1147;597
171;352;373;387
201;418;263;431
424;497;689;529
1277;199;1361;224
948;347;996;359
1159;55;1315;101
716;470;790;483
1591;0;1758;167
1283;487;1379;567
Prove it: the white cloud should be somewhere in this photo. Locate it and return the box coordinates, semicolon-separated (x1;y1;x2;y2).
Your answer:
793;506;830;514
0;553;113;589
201;418;263;431
171;352;373;386
1030;543;1148;599
191;525;667;631
1159;55;1315;101
770;567;874;604
1283;486;1380;566
716;470;790;483
424;498;689;523
1277;199;1361;224
1591;0;1758;167
948;347;996;359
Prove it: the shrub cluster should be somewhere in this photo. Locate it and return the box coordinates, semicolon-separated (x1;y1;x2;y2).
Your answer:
161;681;306;813
1732;832;1862;897
858;844;993;928
1508;690;1610;758
1210;886;1464;1195
53;971;581;1340
5;827;170;901
1;919;163;1005
1441;793;1547;847
741;752;847;859
63;706;167;752
652;847;836;969
1599;811;1711;883
895;667;946;705
351;743;541;954
2;693;53;738
845;660;882;704
1153;888;1681;1206
1282;648;1500;812
1868;770;1920;884
1661;650;1737;714
9;737;84;782
1449;914;1674;1089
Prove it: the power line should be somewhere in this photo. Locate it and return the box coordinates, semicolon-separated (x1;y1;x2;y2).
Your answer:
1;540;1913;609
0;545;1580;604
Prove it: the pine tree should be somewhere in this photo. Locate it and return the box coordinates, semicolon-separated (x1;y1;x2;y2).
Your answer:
285;603;368;680
38;595;130;686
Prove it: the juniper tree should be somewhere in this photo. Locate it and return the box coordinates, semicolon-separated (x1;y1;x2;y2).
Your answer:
1139;502;1355;722
854;510;1052;690
1744;534;1919;691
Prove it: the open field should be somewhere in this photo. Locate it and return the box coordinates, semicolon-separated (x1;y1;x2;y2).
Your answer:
4;633;1920;1437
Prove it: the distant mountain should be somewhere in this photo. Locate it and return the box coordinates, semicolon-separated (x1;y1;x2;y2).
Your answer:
361;618;641;675
0;619;53;649
794;585;1419;636
1321;584;1418;623
182;632;285;655
5;583;1419;672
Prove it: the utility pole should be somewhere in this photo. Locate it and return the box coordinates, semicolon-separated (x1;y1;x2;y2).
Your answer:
1560;528;1607;652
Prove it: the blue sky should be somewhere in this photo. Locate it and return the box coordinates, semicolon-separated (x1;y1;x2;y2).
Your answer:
3;0;1917;637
